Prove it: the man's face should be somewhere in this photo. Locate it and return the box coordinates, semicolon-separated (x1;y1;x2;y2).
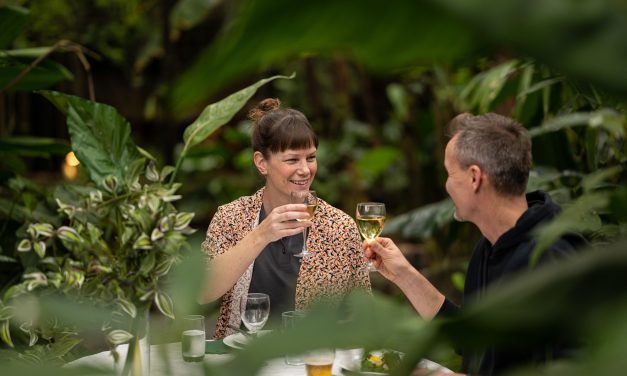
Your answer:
444;136;471;222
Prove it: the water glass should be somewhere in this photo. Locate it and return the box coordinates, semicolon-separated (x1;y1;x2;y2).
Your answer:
240;293;270;336
282;310;307;365
181;315;205;362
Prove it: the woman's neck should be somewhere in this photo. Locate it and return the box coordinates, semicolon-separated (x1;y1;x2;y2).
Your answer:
262;186;289;213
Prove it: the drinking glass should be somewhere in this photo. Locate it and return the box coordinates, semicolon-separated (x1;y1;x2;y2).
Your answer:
181;315;205;362
282;310;307;365
356;202;386;272
240;293;270;337
290;190;318;258
304;348;335;376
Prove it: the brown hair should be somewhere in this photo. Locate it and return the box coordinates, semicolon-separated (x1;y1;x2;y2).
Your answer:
448;112;532;196
249;98;318;158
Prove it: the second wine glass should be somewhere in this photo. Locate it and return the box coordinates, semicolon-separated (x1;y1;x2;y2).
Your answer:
356;202;386;272
291;190;318;258
240;293;270;338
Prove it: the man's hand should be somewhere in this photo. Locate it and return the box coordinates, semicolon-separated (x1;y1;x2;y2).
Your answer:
364;237;412;284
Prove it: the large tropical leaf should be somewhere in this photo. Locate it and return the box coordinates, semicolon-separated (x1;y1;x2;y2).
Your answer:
171;0;627;116
38;91;141;190
437;0;627;100
181;74;295;149
170;0;475;115
170;73;295;182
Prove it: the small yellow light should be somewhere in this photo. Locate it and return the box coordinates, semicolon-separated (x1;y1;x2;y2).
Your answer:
62;152;80;180
65;152;80;167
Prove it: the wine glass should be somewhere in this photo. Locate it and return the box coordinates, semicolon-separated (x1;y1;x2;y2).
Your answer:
240;293;270;338
291;190;318;258
356;202;386;272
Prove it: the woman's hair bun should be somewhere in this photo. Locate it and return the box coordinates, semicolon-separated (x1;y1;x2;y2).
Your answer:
248;98;281;123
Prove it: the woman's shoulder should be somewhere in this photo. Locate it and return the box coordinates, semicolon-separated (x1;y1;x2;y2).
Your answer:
215;188;263;216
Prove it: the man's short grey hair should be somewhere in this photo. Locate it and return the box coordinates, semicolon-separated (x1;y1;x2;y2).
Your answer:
448;113;532;196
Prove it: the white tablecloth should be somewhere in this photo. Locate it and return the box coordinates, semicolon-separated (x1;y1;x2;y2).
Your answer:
68;341;452;375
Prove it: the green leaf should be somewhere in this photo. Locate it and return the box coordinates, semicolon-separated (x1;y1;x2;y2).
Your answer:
181;73;295;152
173;212;195;231
529;109;625;138
133;233;152;251
145;161;159;182
170;0;220;37
0;5;29;50
1;320;13;348
56;226;83;245
355;146;401;186
139;252;156;276
38;91;142;190
0;255;17;263
107;329;133;345
32;240;46;258
0;58;73;92
460;59;519;112
170;0;475;115
154;291;175;319
384;198;455;239
0;306;14;321
17;239;31;252
46;336;83;359
117;298;137;319
580;166;623;193
0;136;70;157
531;192;609;265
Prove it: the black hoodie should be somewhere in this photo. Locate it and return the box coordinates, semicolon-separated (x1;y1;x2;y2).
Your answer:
437;190;585;375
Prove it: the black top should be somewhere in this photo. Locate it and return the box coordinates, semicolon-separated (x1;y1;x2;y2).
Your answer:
437;190;586;375
248;205;302;326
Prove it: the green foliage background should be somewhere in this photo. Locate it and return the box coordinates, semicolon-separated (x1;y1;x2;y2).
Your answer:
1;0;627;375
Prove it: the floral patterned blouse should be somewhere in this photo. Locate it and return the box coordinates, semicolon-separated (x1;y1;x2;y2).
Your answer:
202;187;371;339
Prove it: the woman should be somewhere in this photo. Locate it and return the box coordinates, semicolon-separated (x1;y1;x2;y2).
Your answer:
200;98;370;338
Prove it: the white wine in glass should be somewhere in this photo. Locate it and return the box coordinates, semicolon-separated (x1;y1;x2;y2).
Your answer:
356;202;386;272
291;190;318;258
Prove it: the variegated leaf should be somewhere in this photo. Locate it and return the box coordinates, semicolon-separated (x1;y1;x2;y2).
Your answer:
107;329;133;345
154;291;175;320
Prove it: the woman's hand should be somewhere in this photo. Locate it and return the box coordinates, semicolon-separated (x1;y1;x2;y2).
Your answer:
255;203;311;244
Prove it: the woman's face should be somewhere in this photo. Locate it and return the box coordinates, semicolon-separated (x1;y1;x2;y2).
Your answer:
255;146;318;202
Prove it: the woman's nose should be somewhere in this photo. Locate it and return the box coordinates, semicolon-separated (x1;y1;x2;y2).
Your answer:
296;160;310;174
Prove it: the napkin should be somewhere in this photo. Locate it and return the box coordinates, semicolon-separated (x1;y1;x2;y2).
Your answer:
205;339;232;355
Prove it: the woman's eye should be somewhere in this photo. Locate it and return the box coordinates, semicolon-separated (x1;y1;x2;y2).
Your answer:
307;156;316;162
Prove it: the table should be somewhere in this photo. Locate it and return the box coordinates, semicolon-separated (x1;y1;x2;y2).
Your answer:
68;340;452;375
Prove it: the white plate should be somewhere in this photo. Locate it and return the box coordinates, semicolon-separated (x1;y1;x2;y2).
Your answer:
223;330;271;349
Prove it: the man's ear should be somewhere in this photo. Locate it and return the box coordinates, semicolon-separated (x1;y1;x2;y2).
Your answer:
253;151;267;176
469;164;483;192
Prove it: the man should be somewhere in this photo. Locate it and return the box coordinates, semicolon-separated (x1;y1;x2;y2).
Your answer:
365;113;584;375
